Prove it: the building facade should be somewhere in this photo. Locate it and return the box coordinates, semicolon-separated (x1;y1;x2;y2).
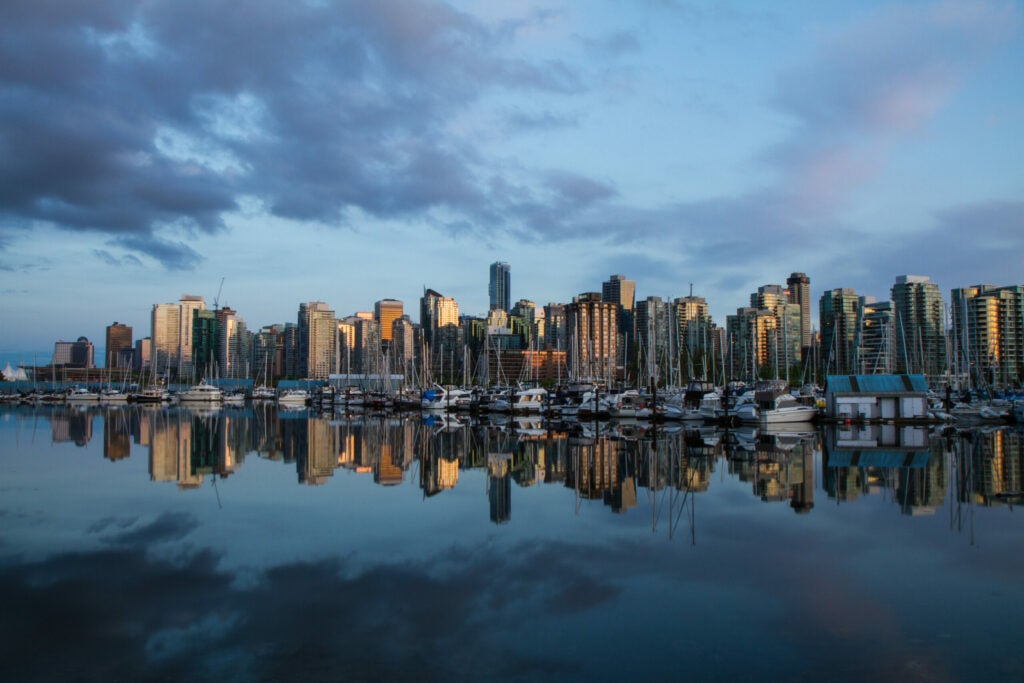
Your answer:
891;275;946;378
489;261;511;312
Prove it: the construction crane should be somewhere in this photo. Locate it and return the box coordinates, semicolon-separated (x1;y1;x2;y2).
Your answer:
213;277;225;312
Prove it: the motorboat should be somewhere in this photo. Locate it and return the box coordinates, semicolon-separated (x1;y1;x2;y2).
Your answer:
177;381;225;404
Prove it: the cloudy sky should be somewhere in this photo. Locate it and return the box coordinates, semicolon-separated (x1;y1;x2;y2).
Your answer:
1;0;1021;354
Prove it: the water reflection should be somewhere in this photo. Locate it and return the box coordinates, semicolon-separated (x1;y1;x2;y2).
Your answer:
5;404;1023;526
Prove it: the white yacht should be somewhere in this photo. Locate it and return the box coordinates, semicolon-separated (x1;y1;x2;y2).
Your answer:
278;388;311;406
736;381;816;425
65;386;99;402
177;381;225;404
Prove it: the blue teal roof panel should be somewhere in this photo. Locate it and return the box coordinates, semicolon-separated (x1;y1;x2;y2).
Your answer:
825;374;928;394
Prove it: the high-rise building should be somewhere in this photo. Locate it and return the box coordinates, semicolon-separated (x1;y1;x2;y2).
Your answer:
635;296;671;383
192;310;218;375
892;275;946;377
283;323;298;378
786;272;811;360
951;284;1024;388
105;322;132;369
298;302;336;379
177;295;206;379
489;261;511;312
544;303;567;351
151;303;181;376
374;299;403;344
726;307;778;379
602;274;636;369
856;300;895;374
819;289;861;375
392;316;417;369
673;296;716;380
566;292;618;381
133;337;151;372
217;307;248;379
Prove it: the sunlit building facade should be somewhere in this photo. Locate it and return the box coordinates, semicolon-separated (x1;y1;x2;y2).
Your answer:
951;284;1024;388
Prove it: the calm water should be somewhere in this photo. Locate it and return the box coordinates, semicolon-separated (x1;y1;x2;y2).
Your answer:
1;404;1022;682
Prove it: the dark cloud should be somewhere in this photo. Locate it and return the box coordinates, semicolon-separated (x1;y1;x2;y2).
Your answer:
110;235;203;271
0;0;586;268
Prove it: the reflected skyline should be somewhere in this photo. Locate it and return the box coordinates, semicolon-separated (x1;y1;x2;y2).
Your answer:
6;404;1023;525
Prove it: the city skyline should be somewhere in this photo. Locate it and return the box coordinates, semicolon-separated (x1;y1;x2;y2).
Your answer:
1;1;1022;353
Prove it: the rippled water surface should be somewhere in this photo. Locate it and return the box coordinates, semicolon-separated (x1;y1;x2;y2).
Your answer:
1;404;1022;682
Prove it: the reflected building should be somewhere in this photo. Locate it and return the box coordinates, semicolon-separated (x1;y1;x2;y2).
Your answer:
51;410;93;446
299;416;336;485
103;412;131;461
954;429;1024;506
488;454;512;523
148;410;202;489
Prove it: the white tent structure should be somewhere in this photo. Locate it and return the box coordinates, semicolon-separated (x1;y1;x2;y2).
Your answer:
2;363;29;381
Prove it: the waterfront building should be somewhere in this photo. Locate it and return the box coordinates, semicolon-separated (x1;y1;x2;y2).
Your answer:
391;315;417;370
950;284;1024;388
51;336;94;368
151;303;181;376
673;295;715;380
891;275;946;378
786;272;811;360
819;288;861;376
727;307;787;380
217;307;249;379
856;300;896;375
635;296;671;383
419;288;459;345
752;284;802;373
510;299;536;347
252;325;284;380
602;274;636;370
489;261;511;312
543;303;567;351
566;292;618;382
150;295;205;379
298;302;336;379
105;322;132;369
374;299;403;345
177;295;206;379
282;323;298;378
133;337;151;372
191;310;218;376
352;315;380;375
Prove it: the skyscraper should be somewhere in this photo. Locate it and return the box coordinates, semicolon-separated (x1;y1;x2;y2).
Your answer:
856;299;895;375
602;274;636;370
891;275;946;377
298;302;336;379
374;299;404;344
489;261;511;312
105;322;132;369
819;288;861;375
566;292;618;381
177;294;206;379
151;302;181;376
951;284;1024;388
786;272;811;359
